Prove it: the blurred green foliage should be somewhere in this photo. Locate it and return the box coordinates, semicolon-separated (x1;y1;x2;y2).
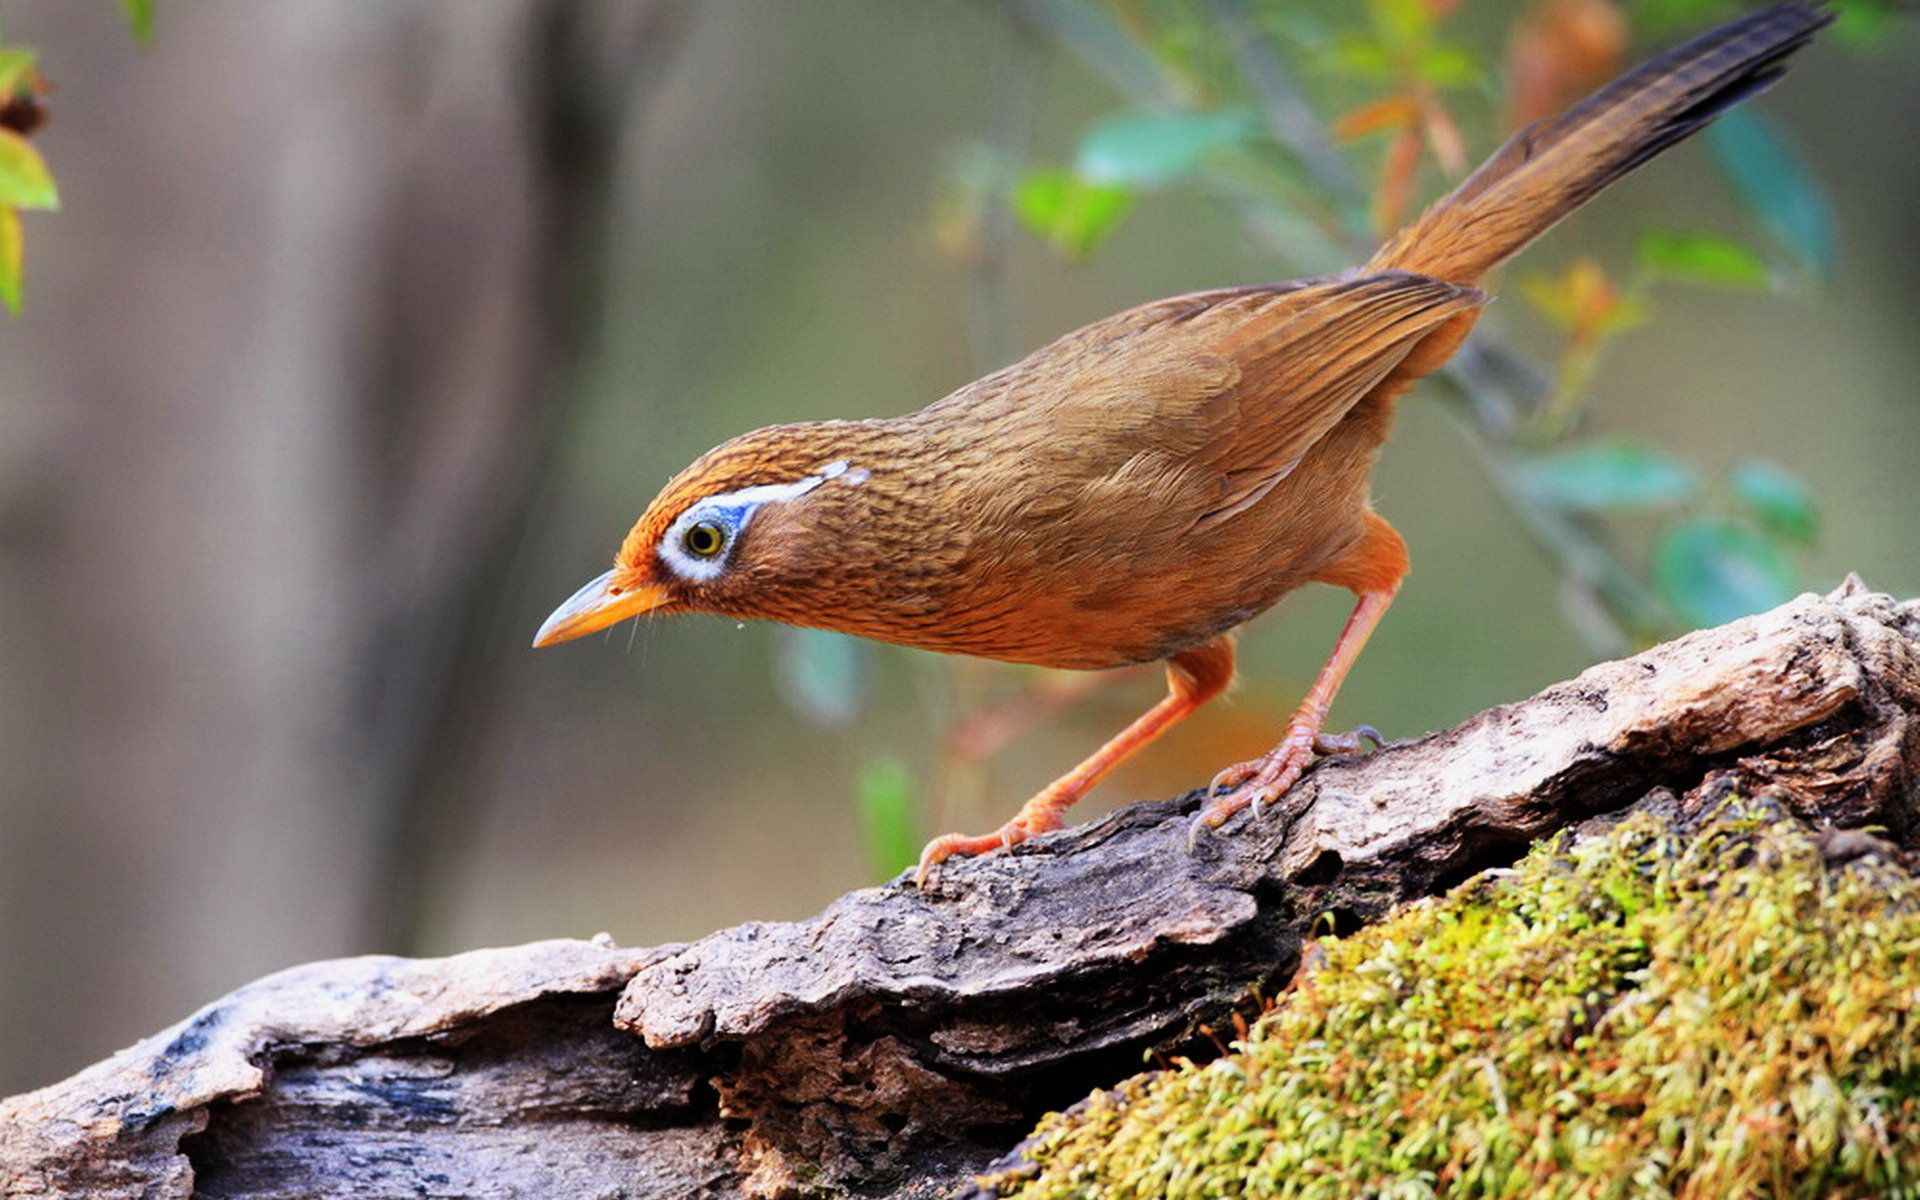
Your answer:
776;628;870;728
0;47;35;95
1075;108;1260;186
119;0;153;45
1654;516;1796;626
0;3;148;314
1634;0;1899;41
0;120;55;211
1732;458;1818;545
990;0;1873;648
1513;441;1696;512
1706;108;1835;277
855;758;921;881
1014;167;1136;259
0;46;52;315
1634;229;1771;288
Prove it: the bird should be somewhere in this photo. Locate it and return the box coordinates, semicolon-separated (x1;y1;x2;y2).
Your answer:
533;4;1830;886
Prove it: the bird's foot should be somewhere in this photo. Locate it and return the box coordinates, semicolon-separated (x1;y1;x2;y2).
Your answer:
1187;721;1382;848
915;806;1065;887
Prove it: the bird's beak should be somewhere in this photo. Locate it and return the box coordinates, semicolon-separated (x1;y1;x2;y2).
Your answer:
532;567;671;649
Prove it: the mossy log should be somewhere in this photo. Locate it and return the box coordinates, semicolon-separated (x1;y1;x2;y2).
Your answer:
973;797;1920;1197
3;579;1916;1199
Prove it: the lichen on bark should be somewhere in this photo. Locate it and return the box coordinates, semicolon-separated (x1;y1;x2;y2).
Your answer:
980;794;1920;1199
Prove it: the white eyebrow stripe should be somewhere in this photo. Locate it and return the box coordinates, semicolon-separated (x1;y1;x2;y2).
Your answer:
817;460;870;486
654;463;864;583
703;474;829;509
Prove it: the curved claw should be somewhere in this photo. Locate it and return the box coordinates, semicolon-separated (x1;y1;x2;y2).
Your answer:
1190;718;1388;857
1312;723;1386;756
1187;802;1236;850
1186;810;1213;851
1189;726;1327;851
914;807;1067;888
1208;761;1253;796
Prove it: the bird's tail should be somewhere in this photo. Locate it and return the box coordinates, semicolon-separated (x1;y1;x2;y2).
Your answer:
1370;2;1830;285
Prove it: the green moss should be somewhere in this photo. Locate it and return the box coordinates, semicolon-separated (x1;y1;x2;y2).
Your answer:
987;800;1920;1198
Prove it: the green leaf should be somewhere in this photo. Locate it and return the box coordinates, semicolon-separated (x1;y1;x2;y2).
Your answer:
0;48;38;97
1705;108;1833;278
1513;442;1698;512
1329;34;1392;81
120;0;155;45
1415;45;1483;90
1256;9;1336;53
1075;108;1258;187
1833;0;1899;44
855;758;921;881
1593;292;1650;338
0;206;21;314
1013;167;1135;260
1654;518;1796;628
0;129;56;211
1368;0;1433;46
1629;0;1738;34
775;628;867;727
1635;230;1770;289
1730;459;1818;545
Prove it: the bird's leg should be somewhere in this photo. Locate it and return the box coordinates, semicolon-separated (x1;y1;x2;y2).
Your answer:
916;637;1236;886
1193;512;1408;840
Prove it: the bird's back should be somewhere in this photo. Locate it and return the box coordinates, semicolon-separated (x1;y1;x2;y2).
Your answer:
884;273;1480;667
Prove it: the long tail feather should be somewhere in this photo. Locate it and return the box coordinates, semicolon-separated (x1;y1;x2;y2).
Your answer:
1371;2;1830;284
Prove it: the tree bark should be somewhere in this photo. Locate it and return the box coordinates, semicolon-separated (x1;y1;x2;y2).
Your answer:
5;578;1916;1200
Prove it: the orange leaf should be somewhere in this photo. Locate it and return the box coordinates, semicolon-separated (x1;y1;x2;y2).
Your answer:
1373;124;1424;235
1334;94;1420;142
1521;256;1635;337
1506;0;1629;129
1566;257;1617;329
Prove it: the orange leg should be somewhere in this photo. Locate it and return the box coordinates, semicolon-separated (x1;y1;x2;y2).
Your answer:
915;636;1236;886
1192;511;1409;840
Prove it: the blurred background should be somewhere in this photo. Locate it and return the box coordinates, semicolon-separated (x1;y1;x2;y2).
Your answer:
1;0;1915;1094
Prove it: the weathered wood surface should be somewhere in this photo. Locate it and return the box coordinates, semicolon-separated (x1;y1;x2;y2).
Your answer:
5;578;1916;1199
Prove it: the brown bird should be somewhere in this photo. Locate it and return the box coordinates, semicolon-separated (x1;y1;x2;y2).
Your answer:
534;4;1828;884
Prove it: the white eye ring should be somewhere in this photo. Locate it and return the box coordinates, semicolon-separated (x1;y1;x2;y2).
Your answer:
655;464;855;583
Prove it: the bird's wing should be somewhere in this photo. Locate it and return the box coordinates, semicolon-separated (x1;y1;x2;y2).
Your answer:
928;270;1480;544
1172;271;1485;529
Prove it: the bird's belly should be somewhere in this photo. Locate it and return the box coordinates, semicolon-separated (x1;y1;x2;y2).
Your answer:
900;544;1329;671
847;428;1381;670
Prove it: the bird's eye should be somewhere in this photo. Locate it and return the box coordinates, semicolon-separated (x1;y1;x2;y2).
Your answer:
683;521;727;559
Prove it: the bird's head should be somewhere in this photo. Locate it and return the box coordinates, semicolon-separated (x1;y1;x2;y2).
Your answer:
532;422;883;649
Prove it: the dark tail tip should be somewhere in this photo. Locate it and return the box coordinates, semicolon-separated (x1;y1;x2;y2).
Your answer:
1373;2;1831;282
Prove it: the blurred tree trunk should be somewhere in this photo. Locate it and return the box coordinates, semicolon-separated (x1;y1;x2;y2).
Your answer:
0;0;688;1094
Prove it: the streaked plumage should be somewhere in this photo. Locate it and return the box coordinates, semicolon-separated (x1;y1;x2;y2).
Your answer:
535;4;1830;883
